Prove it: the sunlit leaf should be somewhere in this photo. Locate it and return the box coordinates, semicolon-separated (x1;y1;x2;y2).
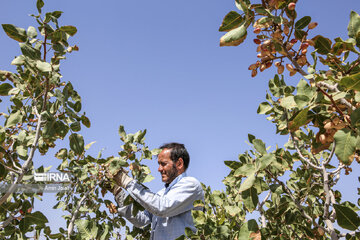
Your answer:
2;24;27;42
313;35;332;55
340;72;360;91
219;11;244;32
5;111;22;128
288;108;310;132
348;11;360;39
220;24;247;47
334;129;357;165
239;173;256;192
60;26;77;36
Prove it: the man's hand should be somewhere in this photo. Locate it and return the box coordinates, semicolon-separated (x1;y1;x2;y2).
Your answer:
113;185;127;208
113;168;133;188
105;165;133;189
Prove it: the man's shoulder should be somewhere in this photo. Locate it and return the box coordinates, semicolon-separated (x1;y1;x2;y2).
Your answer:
179;175;202;189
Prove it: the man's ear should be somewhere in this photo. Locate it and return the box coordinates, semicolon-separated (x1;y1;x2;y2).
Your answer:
176;158;184;171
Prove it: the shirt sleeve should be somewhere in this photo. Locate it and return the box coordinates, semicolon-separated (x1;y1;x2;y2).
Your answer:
125;178;203;218
117;204;153;228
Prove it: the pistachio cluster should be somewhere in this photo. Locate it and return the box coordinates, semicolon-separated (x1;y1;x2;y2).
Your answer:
248;1;318;77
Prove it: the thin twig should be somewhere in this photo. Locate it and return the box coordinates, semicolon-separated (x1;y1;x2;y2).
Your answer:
67;189;92;239
286;117;322;170
265;169;326;233
323;142;336;165
283;45;355;114
0;210;18;229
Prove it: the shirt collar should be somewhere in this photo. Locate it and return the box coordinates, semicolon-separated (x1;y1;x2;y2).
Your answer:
165;172;187;190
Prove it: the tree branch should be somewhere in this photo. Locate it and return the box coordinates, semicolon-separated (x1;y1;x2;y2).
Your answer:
265;169;326;233
286;112;322;170
323;142;336;165
283;45;355;113
0;109;43;206
257;191;271;228
0;210;18;229
67;189;92;239
322;165;338;240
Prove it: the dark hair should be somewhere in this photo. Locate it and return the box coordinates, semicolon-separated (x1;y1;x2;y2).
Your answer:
159;142;190;170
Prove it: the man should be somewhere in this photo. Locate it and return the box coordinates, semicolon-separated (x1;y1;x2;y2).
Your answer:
108;142;205;240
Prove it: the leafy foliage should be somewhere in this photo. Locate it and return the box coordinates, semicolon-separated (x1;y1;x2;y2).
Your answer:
0;1;159;239
184;1;360;240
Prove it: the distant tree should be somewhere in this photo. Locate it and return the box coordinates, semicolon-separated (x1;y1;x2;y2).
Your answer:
183;0;360;239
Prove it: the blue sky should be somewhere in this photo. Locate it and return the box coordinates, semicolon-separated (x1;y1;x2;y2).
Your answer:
1;0;359;233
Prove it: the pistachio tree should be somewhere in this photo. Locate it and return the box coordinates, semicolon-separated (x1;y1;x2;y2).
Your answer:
184;0;360;239
0;1;159;239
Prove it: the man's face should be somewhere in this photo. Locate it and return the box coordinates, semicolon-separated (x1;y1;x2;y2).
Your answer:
158;148;178;184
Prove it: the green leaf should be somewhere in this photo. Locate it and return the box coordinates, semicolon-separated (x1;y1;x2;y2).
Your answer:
295;16;311;29
313;35;332;55
295;29;307;40
288;108;309;132
36;0;44;13
235;0;250;13
238;220;259;240
340;72;360;91
334;204;360;231
27;26;37;38
257;102;272;114
234;164;255;177
17;145;28;158
55;148;67;160
296;79;314;98
119;125;126;139
280;96;297;109
0;83;13;96
219;11;244;32
224;205;241;216
36;60;52;72
73;101;81;112
334;129;357;165
28;211;48;225
224;160;241;170
253;139;266;155
70;122;81;132
60;26;77;36
75;219;97;239
2;24;27;42
348;11;360;39
242;187;258;212
142;174;154;183
256;153;275;171
351;108;360;128
192;210;206;225
81;115;91;128
69;133;84;155
239;173;256;192
220;24;247;47
294;95;310;108
285;210;296;224
5;111;22;128
11;55;25;65
20;43;41;60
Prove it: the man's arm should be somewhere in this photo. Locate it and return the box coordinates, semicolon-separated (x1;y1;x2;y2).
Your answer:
117;205;153;228
125;178;204;218
113;189;152;228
